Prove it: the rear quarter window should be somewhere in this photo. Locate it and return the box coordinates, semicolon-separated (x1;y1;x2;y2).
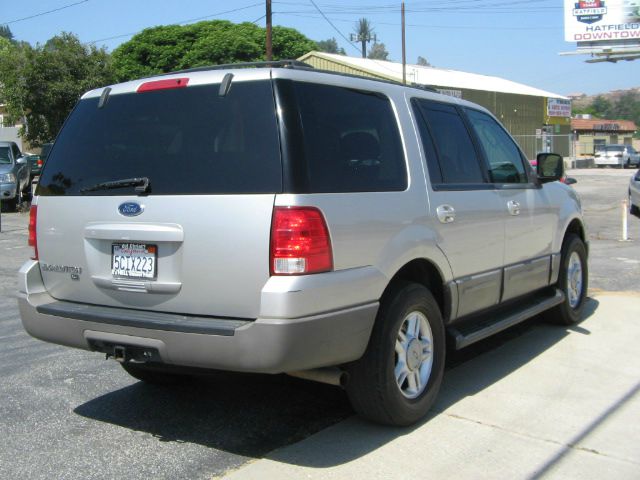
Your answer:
291;82;407;193
37;80;282;196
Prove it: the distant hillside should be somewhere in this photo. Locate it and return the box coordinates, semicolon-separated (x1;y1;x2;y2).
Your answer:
570;87;640;111
569;87;640;136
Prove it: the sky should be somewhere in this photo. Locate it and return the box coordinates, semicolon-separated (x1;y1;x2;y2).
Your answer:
1;0;639;96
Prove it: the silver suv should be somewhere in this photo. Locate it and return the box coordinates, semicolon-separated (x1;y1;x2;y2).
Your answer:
19;63;588;426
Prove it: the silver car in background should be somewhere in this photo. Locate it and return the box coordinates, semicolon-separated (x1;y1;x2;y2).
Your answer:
630;169;640;216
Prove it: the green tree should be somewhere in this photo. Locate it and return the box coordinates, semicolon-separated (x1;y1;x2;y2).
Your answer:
417;56;431;67
0;37;31;121
317;37;345;55
0;25;14;42
573;92;640;138
353;18;375;58
112;20;316;82
367;42;388;60
591;95;613;117
19;33;114;144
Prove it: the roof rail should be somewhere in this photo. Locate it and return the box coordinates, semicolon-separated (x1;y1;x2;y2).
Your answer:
158;60;313;76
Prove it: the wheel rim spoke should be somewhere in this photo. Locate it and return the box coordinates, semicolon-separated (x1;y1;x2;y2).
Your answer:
395;359;409;387
567;252;583;308
420;338;432;361
395;310;434;399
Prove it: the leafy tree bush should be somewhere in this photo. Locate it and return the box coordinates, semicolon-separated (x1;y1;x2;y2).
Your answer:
112;20;317;82
0;32;114;144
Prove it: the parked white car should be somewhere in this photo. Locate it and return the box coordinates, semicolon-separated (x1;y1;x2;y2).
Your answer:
595;144;640;169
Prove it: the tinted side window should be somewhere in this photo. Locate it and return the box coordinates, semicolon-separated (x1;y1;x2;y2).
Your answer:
38;81;282;196
12;143;21;160
294;82;406;193
414;101;484;184
466;109;527;184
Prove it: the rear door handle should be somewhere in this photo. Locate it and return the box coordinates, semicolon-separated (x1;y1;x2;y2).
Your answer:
507;200;521;216
436;205;456;224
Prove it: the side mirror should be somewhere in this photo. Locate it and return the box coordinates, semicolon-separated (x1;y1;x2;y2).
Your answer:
536;153;564;184
564;177;577;185
16;156;26;165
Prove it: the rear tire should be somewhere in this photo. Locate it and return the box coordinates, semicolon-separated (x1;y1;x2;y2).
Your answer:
546;235;588;325
346;282;445;426
121;363;187;385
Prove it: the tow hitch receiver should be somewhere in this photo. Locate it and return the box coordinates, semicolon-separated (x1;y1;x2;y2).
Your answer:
112;345;126;363
88;340;161;364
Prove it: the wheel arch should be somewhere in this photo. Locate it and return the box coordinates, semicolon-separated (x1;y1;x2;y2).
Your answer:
563;218;587;252
381;258;452;323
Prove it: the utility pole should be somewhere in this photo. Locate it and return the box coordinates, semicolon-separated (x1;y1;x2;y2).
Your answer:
401;2;406;85
266;0;273;61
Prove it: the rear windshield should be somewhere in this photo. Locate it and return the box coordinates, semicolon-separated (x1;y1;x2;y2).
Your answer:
38;80;282;196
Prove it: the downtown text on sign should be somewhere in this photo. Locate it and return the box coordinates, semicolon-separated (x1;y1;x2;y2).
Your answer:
564;0;640;43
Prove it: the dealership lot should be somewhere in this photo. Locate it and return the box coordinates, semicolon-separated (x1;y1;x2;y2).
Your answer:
0;168;639;479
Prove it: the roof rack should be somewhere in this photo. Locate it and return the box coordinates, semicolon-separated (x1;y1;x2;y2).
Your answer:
159;60;313;76
152;59;448;98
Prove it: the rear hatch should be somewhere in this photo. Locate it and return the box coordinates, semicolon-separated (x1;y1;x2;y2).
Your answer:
35;73;282;319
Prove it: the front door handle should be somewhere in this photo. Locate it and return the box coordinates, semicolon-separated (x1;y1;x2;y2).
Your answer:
436;204;456;224
507;200;521;216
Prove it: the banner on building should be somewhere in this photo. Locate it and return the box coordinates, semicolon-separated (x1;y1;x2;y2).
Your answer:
547;98;572;118
564;0;640;43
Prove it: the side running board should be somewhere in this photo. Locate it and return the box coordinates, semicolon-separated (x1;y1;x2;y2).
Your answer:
448;290;565;350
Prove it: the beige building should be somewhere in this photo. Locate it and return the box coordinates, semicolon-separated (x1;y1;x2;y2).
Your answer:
571;115;638;157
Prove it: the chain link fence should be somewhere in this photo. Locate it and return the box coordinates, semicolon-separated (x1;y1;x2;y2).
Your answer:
512;134;574;161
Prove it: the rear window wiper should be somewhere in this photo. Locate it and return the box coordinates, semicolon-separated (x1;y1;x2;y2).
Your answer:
80;177;151;195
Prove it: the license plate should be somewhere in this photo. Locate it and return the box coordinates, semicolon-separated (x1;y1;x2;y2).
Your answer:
111;243;157;279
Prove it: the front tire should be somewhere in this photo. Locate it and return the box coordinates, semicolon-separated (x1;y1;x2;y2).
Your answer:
5;188;21;212
546;235;588;325
346;282;445;426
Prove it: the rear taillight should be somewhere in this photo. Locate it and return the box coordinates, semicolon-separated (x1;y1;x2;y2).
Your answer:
37;159;43;167
28;205;38;260
270;207;333;275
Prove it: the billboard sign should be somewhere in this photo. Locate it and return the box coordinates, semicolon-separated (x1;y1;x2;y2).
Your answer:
564;0;640;43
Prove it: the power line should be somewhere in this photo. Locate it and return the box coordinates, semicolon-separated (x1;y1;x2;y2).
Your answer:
2;0;91;25
307;0;360;55
279;12;560;30
88;3;263;45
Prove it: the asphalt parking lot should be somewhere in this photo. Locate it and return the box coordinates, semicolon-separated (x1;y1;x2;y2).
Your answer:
0;168;639;479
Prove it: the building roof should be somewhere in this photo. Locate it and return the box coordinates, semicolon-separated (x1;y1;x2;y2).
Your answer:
571;117;637;132
298;52;568;100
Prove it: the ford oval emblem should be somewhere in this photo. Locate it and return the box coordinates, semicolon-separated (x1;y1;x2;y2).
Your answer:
118;202;144;217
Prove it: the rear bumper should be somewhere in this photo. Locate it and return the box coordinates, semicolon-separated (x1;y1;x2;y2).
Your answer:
18;261;379;374
594;158;623;166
